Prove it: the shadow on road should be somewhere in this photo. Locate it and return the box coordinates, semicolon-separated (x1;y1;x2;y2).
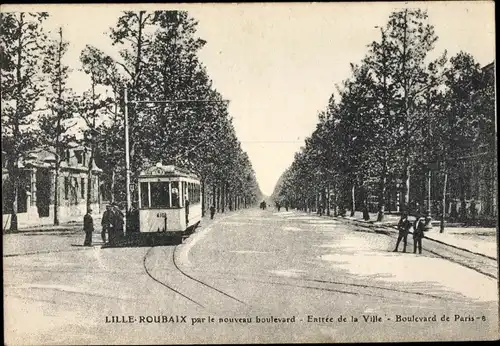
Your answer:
99;233;184;249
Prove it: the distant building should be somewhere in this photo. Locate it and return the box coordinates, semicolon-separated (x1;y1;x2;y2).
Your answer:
2;145;102;230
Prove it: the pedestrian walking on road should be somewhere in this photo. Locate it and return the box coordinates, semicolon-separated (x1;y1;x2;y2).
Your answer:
83;209;94;246
393;212;411;253
101;205;114;244
210;205;216;220
413;216;426;254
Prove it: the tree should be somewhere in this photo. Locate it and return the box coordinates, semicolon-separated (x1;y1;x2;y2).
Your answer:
38;27;77;225
435;52;488;230
78;45;117;212
1;12;48;230
365;28;398;221
383;9;439;212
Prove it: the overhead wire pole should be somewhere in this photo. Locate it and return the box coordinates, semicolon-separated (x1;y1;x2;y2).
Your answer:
122;86;229;233
124;87;131;234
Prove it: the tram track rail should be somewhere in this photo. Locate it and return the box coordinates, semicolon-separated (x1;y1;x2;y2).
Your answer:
340;217;498;280
4;246;92;258
143;246;205;308
142;244;247;310
183;269;459;303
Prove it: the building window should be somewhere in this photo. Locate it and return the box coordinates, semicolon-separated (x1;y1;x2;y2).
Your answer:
72;177;79;203
75;150;83;165
81;178;85;199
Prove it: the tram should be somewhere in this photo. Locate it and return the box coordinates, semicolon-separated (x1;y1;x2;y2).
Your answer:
137;163;202;241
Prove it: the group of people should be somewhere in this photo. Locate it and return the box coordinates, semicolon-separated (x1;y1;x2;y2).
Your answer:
393;212;427;254
82;203;125;247
101;203;125;246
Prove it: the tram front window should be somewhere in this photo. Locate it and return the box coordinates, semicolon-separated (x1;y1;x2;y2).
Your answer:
140;182;149;208
150;182;170;208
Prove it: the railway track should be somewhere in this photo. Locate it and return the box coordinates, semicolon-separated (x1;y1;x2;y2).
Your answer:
342;218;498;280
142;245;247;310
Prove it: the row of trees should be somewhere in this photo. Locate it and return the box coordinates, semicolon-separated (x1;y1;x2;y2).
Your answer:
272;9;495;230
1;10;262;230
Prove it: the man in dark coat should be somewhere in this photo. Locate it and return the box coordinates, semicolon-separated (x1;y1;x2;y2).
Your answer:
393;212;411;252
127;202;140;233
185;198;190;226
101;205;114;244
113;203;124;243
210;205;216;220
83;209;94;246
413;216;426;254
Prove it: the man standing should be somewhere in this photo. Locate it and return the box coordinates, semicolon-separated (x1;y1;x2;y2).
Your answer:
185;198;190;226
83;209;94;246
210;205;216;220
127;202;140;233
113;203;124;243
393;212;411;252
101;204;113;244
469;200;477;224
413;215;426;255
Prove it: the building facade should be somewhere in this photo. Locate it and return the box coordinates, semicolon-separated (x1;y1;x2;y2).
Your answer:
2;146;102;230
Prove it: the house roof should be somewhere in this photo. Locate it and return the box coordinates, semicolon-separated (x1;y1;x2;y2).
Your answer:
20;147;102;173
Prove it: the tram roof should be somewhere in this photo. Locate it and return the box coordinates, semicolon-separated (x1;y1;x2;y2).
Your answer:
138;163;199;180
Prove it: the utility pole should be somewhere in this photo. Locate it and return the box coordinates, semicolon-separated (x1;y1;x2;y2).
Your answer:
124;87;131;234
425;90;433;231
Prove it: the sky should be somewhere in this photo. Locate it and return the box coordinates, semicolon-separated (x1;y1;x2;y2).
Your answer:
3;2;496;195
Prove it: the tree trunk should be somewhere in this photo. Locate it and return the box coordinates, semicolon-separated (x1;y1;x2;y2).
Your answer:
110;169;116;203
350;183;355;217
211;184;215;211
361;184;370;221
221;184;225;213
9;170;19;231
440;170;448;233
376;176;387;221
9;14;24;232
377;154;388;221
326;185;331;216
54;159;60;226
215;185;219;212
86;146;94;214
402;165;410;212
459;174;467;222
201;178;206;217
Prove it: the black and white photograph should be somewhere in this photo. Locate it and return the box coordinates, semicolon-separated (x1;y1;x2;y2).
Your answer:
1;2;497;344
